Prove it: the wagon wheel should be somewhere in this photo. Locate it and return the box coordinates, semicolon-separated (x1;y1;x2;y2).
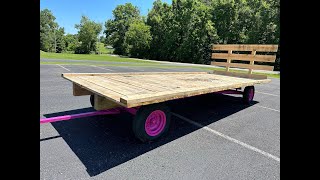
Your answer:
243;86;255;104
132;103;171;142
90;95;94;107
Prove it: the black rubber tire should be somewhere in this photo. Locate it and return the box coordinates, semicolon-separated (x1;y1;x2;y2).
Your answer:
243;86;255;104
90;95;94;107
132;103;171;143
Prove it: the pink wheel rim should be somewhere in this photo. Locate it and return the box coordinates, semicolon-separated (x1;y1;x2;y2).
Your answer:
248;88;254;101
145;110;166;136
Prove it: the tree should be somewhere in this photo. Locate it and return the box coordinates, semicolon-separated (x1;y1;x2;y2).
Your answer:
246;0;280;44
99;35;106;44
104;3;141;55
211;0;249;44
171;0;218;63
55;27;66;53
124;20;152;58
147;0;218;64
40;9;58;52
147;0;173;60
75;16;102;54
40;8;66;53
64;34;79;52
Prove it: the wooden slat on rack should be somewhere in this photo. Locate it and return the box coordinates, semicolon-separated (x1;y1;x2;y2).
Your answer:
211;71;268;79
212;44;278;52
211;53;276;62
211;62;274;71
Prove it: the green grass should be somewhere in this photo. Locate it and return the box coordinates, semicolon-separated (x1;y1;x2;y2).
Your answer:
40;61;279;78
40;51;159;64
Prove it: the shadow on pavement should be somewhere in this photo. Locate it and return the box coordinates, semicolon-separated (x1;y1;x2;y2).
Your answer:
42;93;257;176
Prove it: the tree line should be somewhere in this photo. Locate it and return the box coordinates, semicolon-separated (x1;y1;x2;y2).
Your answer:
40;0;280;69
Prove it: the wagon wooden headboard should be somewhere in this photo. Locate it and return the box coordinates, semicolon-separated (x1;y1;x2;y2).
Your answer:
211;44;278;77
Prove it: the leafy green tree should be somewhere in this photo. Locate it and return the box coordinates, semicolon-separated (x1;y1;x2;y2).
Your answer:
147;0;218;64
40;9;58;52
55;27;66;53
75;16;102;54
104;3;141;55
40;9;66;53
172;0;218;63
64;34;79;52
147;0;173;60
211;0;247;44
99;35;106;44
124;20;152;58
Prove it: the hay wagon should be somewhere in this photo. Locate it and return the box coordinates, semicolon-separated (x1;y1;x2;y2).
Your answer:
40;44;278;142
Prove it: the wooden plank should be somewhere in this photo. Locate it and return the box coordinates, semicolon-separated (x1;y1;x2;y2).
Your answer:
94;94;121;110
212;44;278;52
106;75;176;92
121;78;270;107
211;62;274;71
211;71;268;80
78;76;152;95
62;71;208;77
211;53;276;62
73;83;94;96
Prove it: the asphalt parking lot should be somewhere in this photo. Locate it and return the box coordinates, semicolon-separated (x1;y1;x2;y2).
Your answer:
40;64;280;180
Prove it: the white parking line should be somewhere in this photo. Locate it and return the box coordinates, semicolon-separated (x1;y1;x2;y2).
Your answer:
90;65;114;71
255;105;280;112
256;91;279;97
172;112;280;162
57;65;70;71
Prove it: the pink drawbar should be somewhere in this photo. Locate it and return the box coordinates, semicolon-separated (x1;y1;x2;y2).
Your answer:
40;109;121;124
40;107;140;124
145;110;166;136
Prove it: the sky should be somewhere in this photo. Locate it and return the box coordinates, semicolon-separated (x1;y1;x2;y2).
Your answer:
40;0;172;35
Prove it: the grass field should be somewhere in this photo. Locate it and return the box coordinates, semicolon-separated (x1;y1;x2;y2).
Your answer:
40;51;159;64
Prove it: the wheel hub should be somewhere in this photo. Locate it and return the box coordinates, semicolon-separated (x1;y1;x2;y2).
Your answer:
145;110;166;136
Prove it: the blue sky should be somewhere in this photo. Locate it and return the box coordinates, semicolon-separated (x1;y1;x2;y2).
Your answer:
40;0;172;35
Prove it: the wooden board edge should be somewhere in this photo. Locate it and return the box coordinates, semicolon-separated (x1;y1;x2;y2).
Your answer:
211;61;274;71
212;44;278;52
210;71;268;80
121;80;270;108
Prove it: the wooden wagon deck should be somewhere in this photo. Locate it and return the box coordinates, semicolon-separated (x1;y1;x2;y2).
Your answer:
62;72;270;108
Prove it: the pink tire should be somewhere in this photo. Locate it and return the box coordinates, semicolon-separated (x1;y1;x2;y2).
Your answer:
243;86;255;104
132;103;171;142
